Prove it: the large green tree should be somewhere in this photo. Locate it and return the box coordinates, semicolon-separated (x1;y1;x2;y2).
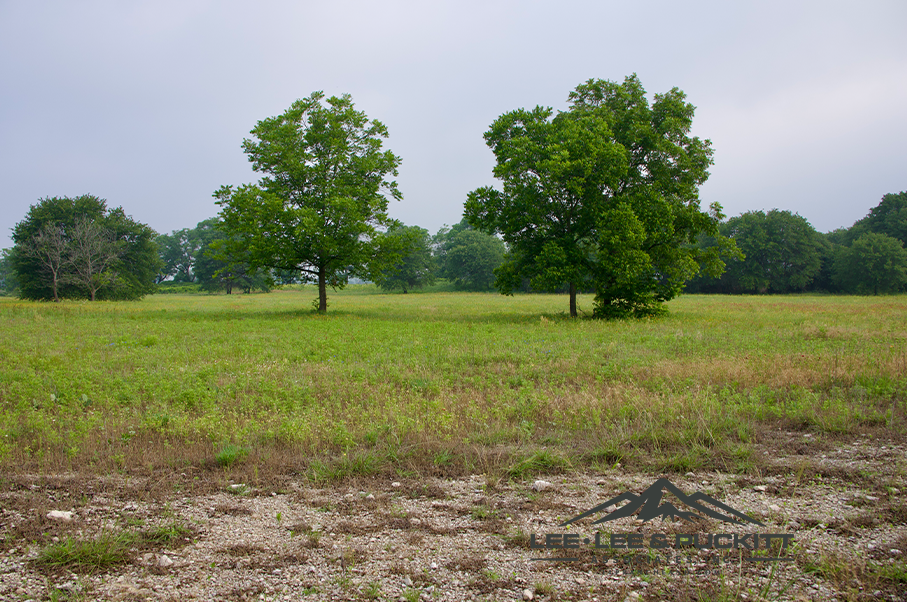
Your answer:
720;210;825;293
464;75;733;318
374;224;436;293
833;232;907;295
11;195;158;301
155;228;199;283
215;91;403;312
848;191;907;246
434;221;506;291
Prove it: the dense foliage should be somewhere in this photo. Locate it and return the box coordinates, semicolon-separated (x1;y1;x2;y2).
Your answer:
687;194;907;295
832;232;907;295
192;218;273;294
215;91;403;311
465;75;736;318
11;195;159;301
154;219;272;293
374;224;435;293
848;191;907;246
689;210;826;293
433;220;505;291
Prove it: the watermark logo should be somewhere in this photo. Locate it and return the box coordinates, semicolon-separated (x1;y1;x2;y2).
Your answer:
529;479;794;569
560;478;764;526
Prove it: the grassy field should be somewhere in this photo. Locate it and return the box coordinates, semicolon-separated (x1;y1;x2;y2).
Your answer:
1;287;905;481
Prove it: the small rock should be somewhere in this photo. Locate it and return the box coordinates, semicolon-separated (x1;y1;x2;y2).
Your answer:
430;561;438;570
865;495;879;502
891;549;902;555
56;581;80;592
685;472;695;478
523;588;534;600
404;576;413;587
366;493;375;500
787;520;801;529
753;486;767;492
532;480;552;492
769;504;781;512
409;518;421;526
575;577;585;585
228;484;246;491
46;510;73;522
157;554;174;567
392;481;402;488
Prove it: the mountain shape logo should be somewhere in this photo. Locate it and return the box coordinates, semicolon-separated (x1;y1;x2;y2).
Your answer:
560;478;764;527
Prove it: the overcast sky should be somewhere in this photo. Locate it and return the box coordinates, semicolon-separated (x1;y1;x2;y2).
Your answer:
1;0;905;249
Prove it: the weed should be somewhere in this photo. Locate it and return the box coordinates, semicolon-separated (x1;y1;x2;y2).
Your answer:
37;531;134;573
215;443;249;468
362;580;381;599
139;522;192;545
402;588;420;602
507;450;570;479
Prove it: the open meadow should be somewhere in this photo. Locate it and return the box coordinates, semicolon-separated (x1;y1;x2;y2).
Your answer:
1;289;905;601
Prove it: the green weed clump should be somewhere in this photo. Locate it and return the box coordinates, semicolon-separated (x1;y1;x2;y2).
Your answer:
37;532;134;573
215;443;249;468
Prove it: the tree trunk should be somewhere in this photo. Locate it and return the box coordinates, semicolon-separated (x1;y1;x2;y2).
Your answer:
318;266;327;312
569;282;577;318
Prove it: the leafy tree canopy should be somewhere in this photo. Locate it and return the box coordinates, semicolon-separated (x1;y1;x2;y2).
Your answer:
374;224;435;293
193;218;273;294
833;232;907;295
433;220;505;291
215;91;402;312
11;195;159;301
464;75;735;318
155;228;200;283
720;210;826;293
848;191;907;246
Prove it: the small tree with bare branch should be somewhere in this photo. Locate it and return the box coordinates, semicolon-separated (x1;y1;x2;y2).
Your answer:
63;216;123;301
20;223;70;302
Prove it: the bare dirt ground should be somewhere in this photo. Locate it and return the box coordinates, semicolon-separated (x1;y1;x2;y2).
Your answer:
1;432;905;602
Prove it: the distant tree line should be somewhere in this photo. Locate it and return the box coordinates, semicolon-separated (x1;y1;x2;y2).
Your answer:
686;192;907;295
155;217;273;294
373;219;505;293
3;191;905;300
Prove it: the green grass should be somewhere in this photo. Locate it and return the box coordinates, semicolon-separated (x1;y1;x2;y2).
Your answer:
215;443;249;467
36;531;134;573
1;288;905;477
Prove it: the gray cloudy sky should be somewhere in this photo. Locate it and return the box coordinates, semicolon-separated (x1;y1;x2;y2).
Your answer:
2;0;905;249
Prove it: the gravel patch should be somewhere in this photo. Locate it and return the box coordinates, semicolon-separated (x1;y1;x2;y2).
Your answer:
1;434;905;601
